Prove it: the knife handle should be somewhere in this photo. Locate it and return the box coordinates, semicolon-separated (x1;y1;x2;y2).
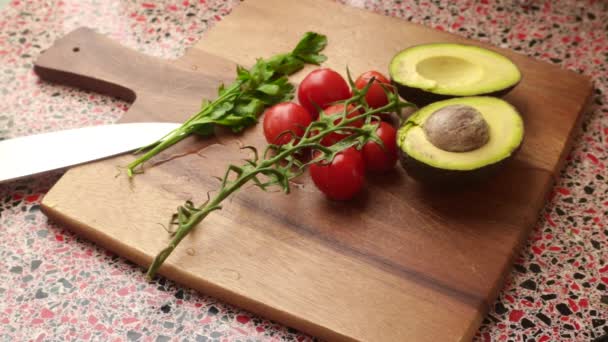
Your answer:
34;27;177;103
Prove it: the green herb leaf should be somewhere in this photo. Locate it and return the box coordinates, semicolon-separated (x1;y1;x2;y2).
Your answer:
257;83;280;95
236;65;251;81
190;123;214;136
292;32;328;64
127;32;329;176
234;98;265;117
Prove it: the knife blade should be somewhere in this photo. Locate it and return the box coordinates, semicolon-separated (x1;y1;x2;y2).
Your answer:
0;122;181;184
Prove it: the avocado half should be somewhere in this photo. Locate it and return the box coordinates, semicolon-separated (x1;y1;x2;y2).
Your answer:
397;96;524;185
389;43;521;106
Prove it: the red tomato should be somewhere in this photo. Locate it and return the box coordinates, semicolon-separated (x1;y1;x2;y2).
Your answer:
354;71;392;109
298;68;351;119
263;102;312;145
319;104;363;146
309;147;365;200
362;121;398;172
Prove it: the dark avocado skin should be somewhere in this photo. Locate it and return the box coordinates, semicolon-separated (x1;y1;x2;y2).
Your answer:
392;81;518;107
398;145;521;187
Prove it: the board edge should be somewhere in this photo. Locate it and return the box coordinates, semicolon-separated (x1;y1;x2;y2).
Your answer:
40;194;361;342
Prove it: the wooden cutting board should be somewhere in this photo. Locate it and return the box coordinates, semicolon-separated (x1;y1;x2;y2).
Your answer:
35;0;593;341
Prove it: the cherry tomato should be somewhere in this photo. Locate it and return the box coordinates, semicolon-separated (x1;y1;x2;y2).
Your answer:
319;104;363;146
354;71;392;109
309;147;365;200
263;102;312;145
362;121;398;172
298;68;351;119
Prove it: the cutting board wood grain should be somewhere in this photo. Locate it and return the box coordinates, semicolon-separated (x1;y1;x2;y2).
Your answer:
35;0;592;341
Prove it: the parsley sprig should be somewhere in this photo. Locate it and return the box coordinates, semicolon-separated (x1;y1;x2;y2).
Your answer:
145;76;415;279
127;32;328;177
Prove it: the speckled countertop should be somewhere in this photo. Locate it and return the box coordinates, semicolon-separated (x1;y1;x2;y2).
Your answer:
0;1;607;341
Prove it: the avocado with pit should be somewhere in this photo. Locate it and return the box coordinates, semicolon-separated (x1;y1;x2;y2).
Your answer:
397;96;524;184
389;43;521;106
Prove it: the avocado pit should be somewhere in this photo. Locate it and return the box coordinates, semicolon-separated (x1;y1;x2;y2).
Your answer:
396;96;524;185
422;104;489;152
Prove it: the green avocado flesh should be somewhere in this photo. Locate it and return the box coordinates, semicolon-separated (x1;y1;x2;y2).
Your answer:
397;97;524;172
389;43;521;96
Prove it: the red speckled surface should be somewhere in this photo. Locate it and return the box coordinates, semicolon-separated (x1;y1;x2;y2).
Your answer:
1;1;607;341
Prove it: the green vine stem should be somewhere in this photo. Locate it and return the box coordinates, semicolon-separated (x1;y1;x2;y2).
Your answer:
146;81;415;279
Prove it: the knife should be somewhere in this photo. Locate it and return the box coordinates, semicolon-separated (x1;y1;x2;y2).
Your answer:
0;122;180;184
